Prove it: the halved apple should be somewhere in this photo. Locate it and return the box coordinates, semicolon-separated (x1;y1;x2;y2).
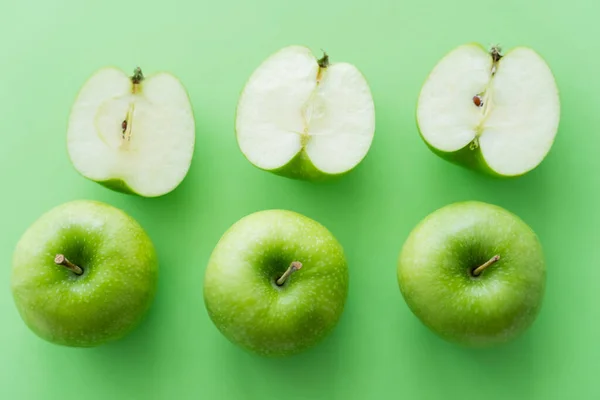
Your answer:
235;46;376;181
416;43;560;177
67;67;195;197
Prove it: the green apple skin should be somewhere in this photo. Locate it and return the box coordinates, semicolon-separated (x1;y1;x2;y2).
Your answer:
98;178;136;195
265;150;349;182
203;210;349;357
416;43;559;179
419;134;506;178
11;200;158;347
397;201;546;347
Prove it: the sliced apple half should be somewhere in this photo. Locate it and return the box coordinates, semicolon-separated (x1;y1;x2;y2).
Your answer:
235;45;376;181
416;43;560;177
67;67;195;197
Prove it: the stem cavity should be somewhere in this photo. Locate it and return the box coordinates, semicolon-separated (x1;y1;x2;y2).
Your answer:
276;261;302;286
54;254;84;276
471;255;500;277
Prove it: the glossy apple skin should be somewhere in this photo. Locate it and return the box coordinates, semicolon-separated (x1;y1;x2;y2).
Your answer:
419;136;506;178
11;200;158;347
268;149;342;182
397;201;545;347
203;210;349;357
98;178;136;195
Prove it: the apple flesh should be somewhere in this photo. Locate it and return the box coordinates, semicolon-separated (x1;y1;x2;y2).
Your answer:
11;200;158;347
67;67;195;197
235;45;376;181
397;201;546;347
416;43;560;177
203;210;349;356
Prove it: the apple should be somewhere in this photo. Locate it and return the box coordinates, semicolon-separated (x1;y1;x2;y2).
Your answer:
203;209;349;356
397;201;546;347
235;45;376;181
67;66;195;197
416;43;560;177
11;200;158;347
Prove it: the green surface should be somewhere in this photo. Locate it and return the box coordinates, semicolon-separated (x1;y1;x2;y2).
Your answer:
0;0;596;399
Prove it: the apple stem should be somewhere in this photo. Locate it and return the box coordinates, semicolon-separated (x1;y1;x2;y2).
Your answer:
276;261;303;286
54;254;83;276
490;46;502;76
316;51;329;82
318;51;330;69
490;45;503;63
131;67;144;84
472;255;500;277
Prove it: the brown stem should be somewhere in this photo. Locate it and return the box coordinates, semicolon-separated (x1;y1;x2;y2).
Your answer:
472;255;500;277
490;45;503;63
316;51;329;82
131;67;144;94
131;67;144;84
317;50;330;69
54;254;83;276
276;261;302;286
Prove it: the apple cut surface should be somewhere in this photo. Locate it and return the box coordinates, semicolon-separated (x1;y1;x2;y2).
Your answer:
67;67;195;197
235;46;375;180
417;44;560;177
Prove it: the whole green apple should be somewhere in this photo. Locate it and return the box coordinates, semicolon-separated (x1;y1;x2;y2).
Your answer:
416;43;560;178
203;210;349;356
235;45;375;181
397;201;546;347
11;200;158;347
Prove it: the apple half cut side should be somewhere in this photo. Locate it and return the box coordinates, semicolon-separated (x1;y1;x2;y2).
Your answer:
67;67;195;197
235;45;376;181
416;43;560;177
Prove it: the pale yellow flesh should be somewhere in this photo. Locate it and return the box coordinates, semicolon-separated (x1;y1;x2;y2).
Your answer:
417;44;560;176
67;68;195;197
235;46;375;174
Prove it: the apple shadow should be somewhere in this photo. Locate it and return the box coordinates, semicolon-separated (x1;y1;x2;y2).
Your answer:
210;311;352;400
24;308;162;399
394;309;539;399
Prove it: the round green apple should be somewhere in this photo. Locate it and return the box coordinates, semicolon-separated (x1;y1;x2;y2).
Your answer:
235;45;376;181
416;43;560;178
11;200;158;347
397;201;546;347
67;66;195;197
203;210;349;356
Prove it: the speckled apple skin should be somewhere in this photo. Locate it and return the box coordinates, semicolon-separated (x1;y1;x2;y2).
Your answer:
203;209;349;357
397;201;545;347
11;200;158;347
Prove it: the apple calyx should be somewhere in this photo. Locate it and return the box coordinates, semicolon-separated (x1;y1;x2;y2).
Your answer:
276;261;303;286
54;254;83;276
471;255;500;277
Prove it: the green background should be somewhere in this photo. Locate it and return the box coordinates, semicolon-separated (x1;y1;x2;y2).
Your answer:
0;0;595;398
